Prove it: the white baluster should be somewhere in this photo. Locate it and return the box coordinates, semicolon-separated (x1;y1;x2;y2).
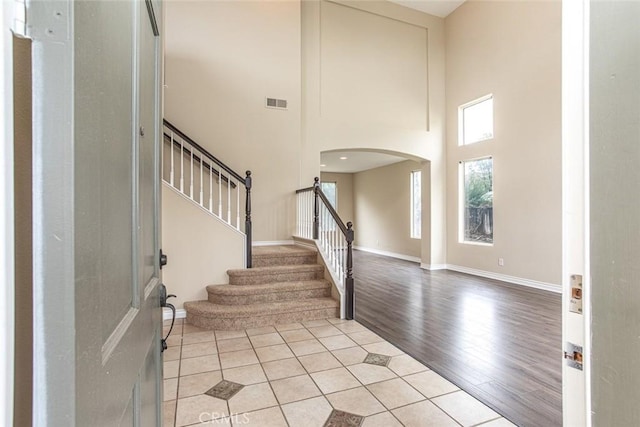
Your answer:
227;172;231;225
336;229;339;273
304;193;306;236
170;131;175;186
332;224;336;271
339;232;347;281
218;168;222;217
309;192;313;239
189;146;194;199
199;156;204;206
301;193;305;237
209;163;213;212
180;139;184;193
309;193;313;239
326;210;331;252
236;179;240;230
322;207;327;250
303;193;308;238
332;219;337;268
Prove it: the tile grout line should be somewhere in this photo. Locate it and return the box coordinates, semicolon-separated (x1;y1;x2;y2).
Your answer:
210;329;231;425
470;415;506;427
173;322;183;427
248;327;292;427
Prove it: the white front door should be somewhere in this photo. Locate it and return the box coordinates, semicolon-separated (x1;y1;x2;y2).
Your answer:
30;1;163;425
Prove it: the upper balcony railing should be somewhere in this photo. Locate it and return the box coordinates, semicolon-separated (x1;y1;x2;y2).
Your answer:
162;119;253;267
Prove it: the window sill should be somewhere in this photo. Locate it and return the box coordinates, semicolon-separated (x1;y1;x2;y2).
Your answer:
460;240;493;247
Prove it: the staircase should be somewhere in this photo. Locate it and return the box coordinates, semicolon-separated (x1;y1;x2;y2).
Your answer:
184;245;339;330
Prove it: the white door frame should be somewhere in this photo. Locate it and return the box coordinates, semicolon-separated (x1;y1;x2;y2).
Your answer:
561;0;591;425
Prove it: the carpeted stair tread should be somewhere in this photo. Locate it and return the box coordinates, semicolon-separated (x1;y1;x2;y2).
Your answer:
185;297;339;318
206;280;331;304
227;264;324;285
252;245;318;267
206;280;329;296
227;264;323;276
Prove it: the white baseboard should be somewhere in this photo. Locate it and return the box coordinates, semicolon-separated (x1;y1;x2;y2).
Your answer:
253;240;294;247
291;236;317;250
163;308;186;321
354;246;421;263
421;263;447;271
446;264;561;293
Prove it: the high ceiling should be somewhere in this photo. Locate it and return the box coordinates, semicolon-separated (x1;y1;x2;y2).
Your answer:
321;151;408;173
387;0;466;18
320;1;465;174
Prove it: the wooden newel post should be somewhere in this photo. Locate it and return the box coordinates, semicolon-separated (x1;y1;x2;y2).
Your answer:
345;221;354;320
245;170;252;268
313;177;320;240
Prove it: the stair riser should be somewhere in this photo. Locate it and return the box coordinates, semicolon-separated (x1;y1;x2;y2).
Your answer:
252;254;317;268
187;307;340;330
229;270;324;286
208;288;330;305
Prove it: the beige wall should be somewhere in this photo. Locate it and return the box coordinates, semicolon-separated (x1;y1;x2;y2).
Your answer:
162;185;245;310
163;0;447;265
353;160;423;258
302;0;446;267
445;0;562;285
164;0;302;242
162;0;561;284
320;172;354;224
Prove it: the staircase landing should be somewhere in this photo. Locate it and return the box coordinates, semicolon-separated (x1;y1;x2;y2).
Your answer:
184;245;339;330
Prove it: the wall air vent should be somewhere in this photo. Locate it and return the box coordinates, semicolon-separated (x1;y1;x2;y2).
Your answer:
265;97;288;110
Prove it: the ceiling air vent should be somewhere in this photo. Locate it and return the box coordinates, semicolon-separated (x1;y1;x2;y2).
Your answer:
265;97;288;110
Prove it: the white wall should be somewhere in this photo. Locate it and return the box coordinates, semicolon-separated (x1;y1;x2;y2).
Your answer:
161;185;245;309
302;0;446;268
164;0;302;242
445;0;562;287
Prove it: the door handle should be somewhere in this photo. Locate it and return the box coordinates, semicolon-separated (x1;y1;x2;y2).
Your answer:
159;249;168;269
159;283;176;352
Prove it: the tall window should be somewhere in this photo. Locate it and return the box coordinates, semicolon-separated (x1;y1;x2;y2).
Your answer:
410;170;421;239
321;181;337;209
459;95;493;145
460;158;493;244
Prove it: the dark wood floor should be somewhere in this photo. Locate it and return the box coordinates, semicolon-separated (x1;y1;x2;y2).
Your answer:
353;250;562;427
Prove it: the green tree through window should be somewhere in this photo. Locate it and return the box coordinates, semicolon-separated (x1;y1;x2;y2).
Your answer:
462;158;493;243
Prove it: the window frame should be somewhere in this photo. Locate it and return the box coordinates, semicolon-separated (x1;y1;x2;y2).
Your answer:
458;94;494;146
320;181;337;210
458;157;494;246
410;170;421;239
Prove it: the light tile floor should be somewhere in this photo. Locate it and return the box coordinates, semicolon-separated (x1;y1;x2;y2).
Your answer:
163;318;515;427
